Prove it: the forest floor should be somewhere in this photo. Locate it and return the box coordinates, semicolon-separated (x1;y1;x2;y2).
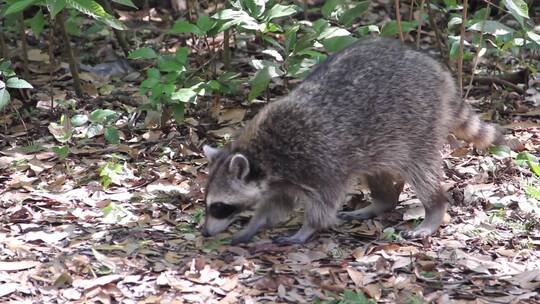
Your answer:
1;6;540;304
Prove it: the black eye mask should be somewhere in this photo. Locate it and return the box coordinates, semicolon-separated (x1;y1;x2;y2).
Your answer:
208;202;240;219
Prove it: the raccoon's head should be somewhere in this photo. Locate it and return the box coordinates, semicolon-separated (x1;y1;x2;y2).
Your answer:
201;145;267;237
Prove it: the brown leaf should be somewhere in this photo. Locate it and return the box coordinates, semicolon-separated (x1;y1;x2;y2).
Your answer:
0;260;40;271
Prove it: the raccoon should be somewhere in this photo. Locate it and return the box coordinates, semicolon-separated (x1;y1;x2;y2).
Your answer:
201;37;503;245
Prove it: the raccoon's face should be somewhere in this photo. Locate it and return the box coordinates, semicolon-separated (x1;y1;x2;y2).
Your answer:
201;145;266;237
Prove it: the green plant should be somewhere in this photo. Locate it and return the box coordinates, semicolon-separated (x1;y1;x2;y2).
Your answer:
316;290;375;304
0;59;33;110
99;159;124;188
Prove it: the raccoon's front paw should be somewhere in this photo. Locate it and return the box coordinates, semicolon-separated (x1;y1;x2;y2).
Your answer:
230;232;256;245
400;227;436;239
273;236;306;245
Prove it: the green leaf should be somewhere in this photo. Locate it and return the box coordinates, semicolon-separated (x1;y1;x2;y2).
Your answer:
89;109;119;124
213;9;259;31
52;145;70;160
128;47;157;59
6;77;33;89
4;0;38;15
321;35;357;52
0;87;10;110
71;114;88;126
380;20;418;37
263;4;299;21
66;0;127;30
147;68;160;79
157;56;184;72
171;88;197;102
248;67;272;101
516;152;540;178
322;0;344;18
172;103;185;123
175;47;190;64
340;1;370;27
111;0;137;9
104;127;120;144
242;0;265;18
196;15;216;33
489;145;512;157
468;21;514;36
86;124;103;138
170;19;203;36
526;31;540;46
503;0;528;25
46;0;67;18
29;9;45;37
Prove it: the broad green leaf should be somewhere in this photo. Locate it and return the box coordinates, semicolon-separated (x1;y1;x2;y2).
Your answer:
66;0;127;30
52;145;69;160
170;19;203;36
172;103;185;123
242;0;265;18
71;114;88;126
318;26;351;40
6;77;33;89
175;47;190;64
171;88;197;102
157;57;184;72
380;20;418;37
468;21;514;36
46;0;67;18
213;9;259;31
4;0;38;15
147;68;160;79
29;9;45;37
322;0;344;18
321;35;357;52
489;145;512;157
196;15;216;33
0;87;10;110
128;47;157;59
340;1;369;27
104;127;120;144
504;0;528;25
263;4;299;21
248;67;272;101
89;109;119;124
527;31;540;46
111;0;137;9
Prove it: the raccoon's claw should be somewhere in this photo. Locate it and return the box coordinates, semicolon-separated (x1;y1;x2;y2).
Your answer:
399;227;436;239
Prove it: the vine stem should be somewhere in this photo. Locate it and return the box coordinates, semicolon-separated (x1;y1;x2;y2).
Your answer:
457;0;468;96
56;12;83;97
395;0;404;42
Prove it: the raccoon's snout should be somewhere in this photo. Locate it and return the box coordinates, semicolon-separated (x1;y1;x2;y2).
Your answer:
201;226;211;237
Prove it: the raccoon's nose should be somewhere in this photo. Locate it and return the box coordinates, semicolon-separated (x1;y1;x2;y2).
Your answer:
201;226;210;237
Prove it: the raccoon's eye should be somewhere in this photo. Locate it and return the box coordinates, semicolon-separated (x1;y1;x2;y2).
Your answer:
208;202;239;219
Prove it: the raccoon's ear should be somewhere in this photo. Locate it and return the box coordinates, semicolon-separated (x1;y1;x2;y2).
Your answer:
203;145;220;163
229;154;250;180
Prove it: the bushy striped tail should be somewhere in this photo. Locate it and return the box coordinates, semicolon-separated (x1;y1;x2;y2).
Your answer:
452;102;504;149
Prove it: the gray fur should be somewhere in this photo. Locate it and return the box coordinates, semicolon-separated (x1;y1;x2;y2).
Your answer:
202;37;502;244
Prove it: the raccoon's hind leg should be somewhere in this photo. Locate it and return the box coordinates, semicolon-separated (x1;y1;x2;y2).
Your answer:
401;163;448;238
339;172;404;220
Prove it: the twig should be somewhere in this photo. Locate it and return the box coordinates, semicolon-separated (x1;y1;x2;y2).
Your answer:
18;13;29;79
303;0;308;20
457;0;468;95
395;0;404;42
56;12;83;97
426;0;450;70
471;76;524;94
409;0;416;21
415;0;425;49
48;18;56;112
0;18;6;58
465;4;490;99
